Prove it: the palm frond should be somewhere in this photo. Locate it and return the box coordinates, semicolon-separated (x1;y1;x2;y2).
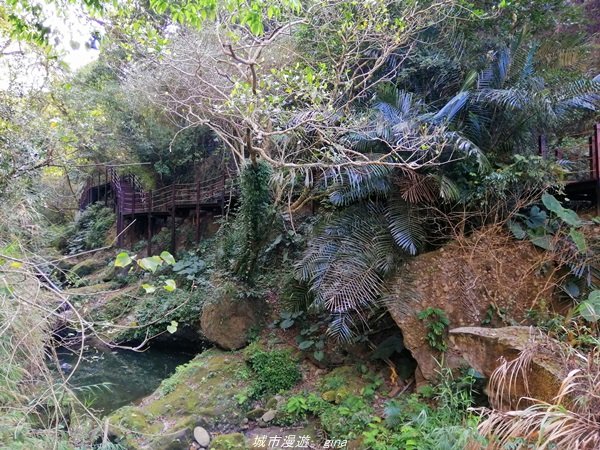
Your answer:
385;197;425;255
327;164;395;206
430;91;470;124
295;200;424;341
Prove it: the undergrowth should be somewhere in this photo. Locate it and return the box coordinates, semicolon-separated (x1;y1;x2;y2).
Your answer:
244;344;301;397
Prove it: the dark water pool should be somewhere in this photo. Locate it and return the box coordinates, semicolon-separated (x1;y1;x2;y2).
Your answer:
55;343;194;415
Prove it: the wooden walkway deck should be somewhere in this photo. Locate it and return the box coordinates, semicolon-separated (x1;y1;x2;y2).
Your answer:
79;166;234;253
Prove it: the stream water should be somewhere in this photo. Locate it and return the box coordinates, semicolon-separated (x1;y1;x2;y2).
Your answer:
56;343;194;415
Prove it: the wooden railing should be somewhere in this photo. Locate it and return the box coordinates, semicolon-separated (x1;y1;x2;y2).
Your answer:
117;174;229;215
540;123;600;212
79;164;235;250
540;123;600;184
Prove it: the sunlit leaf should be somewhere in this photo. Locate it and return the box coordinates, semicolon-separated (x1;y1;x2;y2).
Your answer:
163;279;176;292
137;256;163;272
142;283;156;293
160;251;176;265
577;291;600;322
114;252;133;268
166;320;178;334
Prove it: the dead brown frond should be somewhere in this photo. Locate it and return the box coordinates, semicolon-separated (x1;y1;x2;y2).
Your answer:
479;348;600;450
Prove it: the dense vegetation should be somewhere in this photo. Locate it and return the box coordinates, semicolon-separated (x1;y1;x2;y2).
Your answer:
0;0;598;449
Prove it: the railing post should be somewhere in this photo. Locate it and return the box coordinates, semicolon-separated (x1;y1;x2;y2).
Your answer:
220;171;226;216
538;135;548;159
589;136;594;180
117;198;123;248
147;190;153;256
104;167;108;206
195;180;201;244
170;184;176;255
131;189;136;250
594;123;600;215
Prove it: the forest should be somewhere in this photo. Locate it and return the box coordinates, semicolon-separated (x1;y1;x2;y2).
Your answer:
0;0;599;449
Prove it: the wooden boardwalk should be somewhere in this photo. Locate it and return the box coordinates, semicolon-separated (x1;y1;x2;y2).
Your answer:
79;123;599;253
540;123;600;210
79;166;234;253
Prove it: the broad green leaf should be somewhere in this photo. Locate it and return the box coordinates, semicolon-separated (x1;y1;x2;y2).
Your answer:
280;318;294;329
569;228;587;253
163;279;176;292
541;193;564;214
558;209;583;227
298;340;314;350
313;350;325;361
530;235;553;251
160;251;176;265
115;252;133;268
142;283;156;294
541;193;582;227
508;221;526;240
166;320;178;334
578;291;600;322
137;256;163;273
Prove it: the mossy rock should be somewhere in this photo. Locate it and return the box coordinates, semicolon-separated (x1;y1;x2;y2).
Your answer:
71;258;105;277
211;433;248;449
246;408;266;420
319;366;370;402
109;349;252;449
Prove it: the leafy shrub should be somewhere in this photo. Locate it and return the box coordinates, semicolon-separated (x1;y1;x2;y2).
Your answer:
417;308;450;352
216;161;275;282
245;347;301;396
63;203;115;254
362;368;483;450
172;251;208;283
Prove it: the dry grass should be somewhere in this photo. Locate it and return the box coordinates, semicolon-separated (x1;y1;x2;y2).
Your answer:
478;346;600;449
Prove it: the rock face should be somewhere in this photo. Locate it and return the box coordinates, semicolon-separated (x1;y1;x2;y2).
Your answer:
386;228;556;382
449;326;566;408
200;283;266;350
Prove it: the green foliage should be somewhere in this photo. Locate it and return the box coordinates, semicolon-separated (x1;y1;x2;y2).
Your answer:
159;359;201;396
509;193;596;283
113;250;177;295
148;0;301;35
245;346;301;397
124;286;205;341
63;203;114;254
296;201;424;342
272;310;327;362
462;155;563;210
218;161;275;282
284;395;309;419
577;291;600;323
417;308;450;352
362;368;482;450
172;252;207;282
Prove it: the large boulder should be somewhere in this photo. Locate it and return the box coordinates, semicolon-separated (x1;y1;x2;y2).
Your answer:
70;258;105;277
449;326;567;408
200;282;266;350
386;228;556;382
